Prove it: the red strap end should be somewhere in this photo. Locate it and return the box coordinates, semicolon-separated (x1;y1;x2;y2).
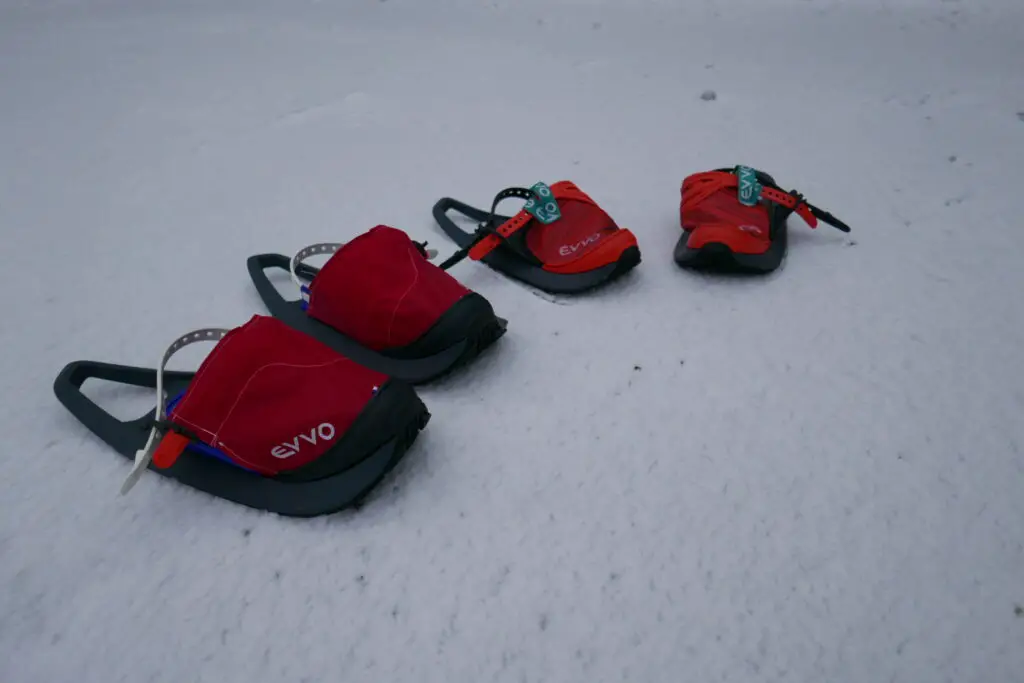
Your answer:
152;431;189;469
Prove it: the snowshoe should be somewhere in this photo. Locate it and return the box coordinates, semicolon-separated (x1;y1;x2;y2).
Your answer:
432;181;641;294
247;226;507;385
52;315;430;517
675;165;851;274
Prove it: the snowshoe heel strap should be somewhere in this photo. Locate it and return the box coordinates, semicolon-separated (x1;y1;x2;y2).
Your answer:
291;243;342;305
436;187;542;269
121;328;231;495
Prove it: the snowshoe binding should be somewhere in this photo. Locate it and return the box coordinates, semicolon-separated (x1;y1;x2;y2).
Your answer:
432;181;641;294
675;165;851;274
247;226;507;385
53;315;430;517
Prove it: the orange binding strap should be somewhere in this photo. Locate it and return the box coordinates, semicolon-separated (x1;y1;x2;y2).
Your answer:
681;171;819;227
468;181;599;261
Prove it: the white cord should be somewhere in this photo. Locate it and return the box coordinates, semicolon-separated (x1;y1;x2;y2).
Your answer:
120;328;231;496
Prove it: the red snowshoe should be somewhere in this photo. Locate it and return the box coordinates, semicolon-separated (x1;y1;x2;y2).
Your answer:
248;226;507;384
53;315;429;517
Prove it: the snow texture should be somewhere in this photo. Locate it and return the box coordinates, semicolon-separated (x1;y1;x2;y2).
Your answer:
2;0;1023;681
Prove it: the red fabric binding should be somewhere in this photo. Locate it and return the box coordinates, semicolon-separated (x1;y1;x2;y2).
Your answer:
306;226;471;351
680;170;822;255
523;197;619;267
168;315;388;476
680;171;817;230
681;189;774;255
468;181;634;272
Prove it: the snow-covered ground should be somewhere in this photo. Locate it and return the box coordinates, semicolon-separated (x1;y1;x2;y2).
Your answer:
2;0;1023;680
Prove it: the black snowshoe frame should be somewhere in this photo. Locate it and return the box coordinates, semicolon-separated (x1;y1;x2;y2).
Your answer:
53;359;429;517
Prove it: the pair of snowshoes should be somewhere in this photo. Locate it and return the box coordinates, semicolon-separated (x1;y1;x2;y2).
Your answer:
674;166;851;274
54;182;641;518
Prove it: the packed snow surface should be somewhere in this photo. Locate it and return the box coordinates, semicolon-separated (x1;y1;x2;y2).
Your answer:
2;0;1023;681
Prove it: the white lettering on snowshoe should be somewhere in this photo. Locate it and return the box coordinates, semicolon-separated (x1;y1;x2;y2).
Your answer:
270;422;337;459
558;233;602;257
739;177;757;202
